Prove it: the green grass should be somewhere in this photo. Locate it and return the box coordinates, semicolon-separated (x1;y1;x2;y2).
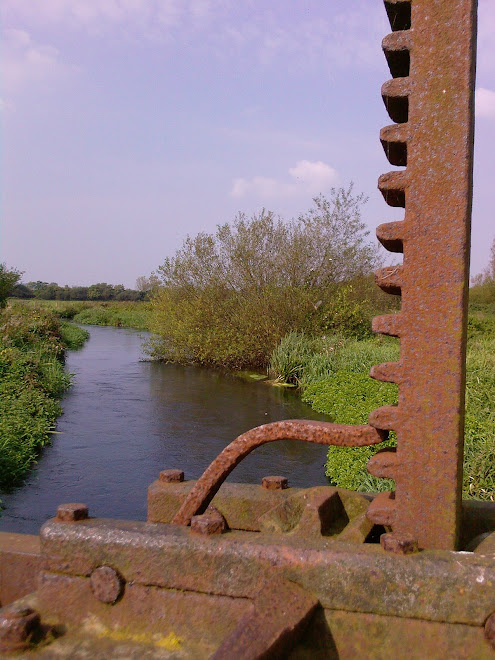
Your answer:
0;305;89;491
270;313;495;501
60;322;90;350
13;299;151;331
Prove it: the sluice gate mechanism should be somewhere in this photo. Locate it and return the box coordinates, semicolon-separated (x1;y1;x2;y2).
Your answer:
1;1;494;657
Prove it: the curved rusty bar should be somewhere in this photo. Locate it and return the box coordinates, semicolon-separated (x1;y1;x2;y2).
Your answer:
172;420;387;526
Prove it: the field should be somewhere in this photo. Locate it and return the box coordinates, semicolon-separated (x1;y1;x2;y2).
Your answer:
12;299;151;331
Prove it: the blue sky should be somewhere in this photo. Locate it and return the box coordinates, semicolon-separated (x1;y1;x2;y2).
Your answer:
1;0;494;288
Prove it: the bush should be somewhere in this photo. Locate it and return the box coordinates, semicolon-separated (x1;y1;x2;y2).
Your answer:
150;187;382;369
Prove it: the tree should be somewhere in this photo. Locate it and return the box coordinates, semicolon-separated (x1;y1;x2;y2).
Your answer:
136;274;160;294
150;187;381;368
0;264;22;308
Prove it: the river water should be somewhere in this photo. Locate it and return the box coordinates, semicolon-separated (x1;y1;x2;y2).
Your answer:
0;325;331;534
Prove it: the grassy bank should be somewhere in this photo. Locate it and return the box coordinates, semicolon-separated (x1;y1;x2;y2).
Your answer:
269;308;495;501
0;305;89;491
12;299;151;331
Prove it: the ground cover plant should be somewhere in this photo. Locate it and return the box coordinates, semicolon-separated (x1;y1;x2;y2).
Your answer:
0;305;88;491
269;307;495;501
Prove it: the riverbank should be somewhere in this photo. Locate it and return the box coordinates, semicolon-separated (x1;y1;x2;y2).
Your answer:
12;299;151;331
0;304;89;491
268;305;495;501
0;324;331;533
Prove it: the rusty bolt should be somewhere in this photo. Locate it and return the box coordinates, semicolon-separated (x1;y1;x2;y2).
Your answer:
159;469;185;483
90;566;125;604
262;476;288;491
0;605;41;653
57;503;88;522
380;532;419;555
191;507;226;536
485;612;495;650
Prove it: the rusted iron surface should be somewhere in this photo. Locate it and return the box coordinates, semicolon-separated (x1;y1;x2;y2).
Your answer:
0;603;41;654
380;532;418;555
0;533;41;609
261;475;288;491
368;0;478;550
485;612;495;651
90;566;125;604
149;479;291;531
37;573;250;657
149;480;374;540
290;608;494;660
212;577;318;660
56;503;89;523
159;469;184;483
38;517;495;626
191;506;227;536
172;420;387;526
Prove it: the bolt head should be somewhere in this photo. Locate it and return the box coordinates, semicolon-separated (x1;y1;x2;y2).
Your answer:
485;613;495;649
159;469;185;483
262;476;288;491
191;507;226;535
90;566;125;604
57;503;88;522
0;606;40;652
380;532;419;555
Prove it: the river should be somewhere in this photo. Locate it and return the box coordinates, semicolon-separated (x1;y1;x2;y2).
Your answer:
0;325;331;534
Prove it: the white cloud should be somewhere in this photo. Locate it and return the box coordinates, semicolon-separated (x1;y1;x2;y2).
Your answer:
0;28;66;94
476;88;495;119
231;160;339;199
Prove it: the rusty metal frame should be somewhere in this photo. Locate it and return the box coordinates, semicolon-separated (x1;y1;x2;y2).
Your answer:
367;0;478;550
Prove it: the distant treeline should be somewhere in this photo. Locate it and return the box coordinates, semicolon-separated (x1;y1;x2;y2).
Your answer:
12;281;148;302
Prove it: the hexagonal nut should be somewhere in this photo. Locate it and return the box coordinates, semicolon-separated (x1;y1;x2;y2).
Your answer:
0;605;41;652
191;508;226;535
159;469;185;483
380;532;418;555
57;503;89;522
262;476;288;491
90;566;125;604
485;612;495;650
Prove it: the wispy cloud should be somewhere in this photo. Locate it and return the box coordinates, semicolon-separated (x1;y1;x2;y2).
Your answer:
476;88;495;119
231;160;339;199
2;1;386;73
0;28;67;95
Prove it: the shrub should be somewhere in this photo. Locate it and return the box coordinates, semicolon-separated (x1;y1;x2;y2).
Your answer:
150;187;382;369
